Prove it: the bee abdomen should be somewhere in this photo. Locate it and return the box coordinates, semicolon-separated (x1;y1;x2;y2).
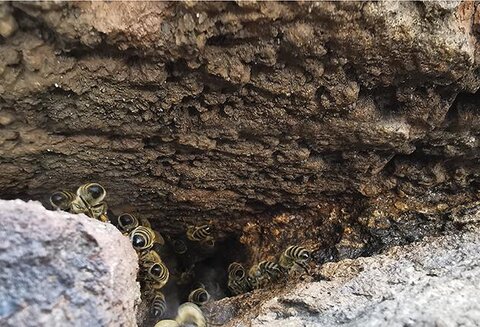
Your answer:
188;288;210;306
76;182;106;205
187;225;211;241
118;213;140;233
145;261;170;289
50;190;76;211
152;292;167;317
228;262;246;281
130;226;156;251
285;245;310;260
259;260;282;279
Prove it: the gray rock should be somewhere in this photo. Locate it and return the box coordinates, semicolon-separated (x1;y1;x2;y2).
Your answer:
0;199;140;327
233;230;480;327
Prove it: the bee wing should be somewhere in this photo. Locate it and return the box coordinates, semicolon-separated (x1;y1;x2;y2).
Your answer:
140;217;151;228
154;231;165;246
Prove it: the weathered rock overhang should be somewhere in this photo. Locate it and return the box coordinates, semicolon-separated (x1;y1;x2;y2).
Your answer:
1;1;480;262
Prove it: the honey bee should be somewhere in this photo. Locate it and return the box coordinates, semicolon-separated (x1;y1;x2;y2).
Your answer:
72;183;109;222
186;224;215;246
262;260;282;281
278;245;311;274
130;226;164;252
227;262;251;295
50;190;76;212
139;248;162;264
144;261;170;289
175;264;195;286
117;213;151;234
188;284;210;306
177;302;206;327
172;239;188;255
154;302;206;327
139;249;169;289
151;291;167;317
154;320;178;327
228;262;246;281
247;269;260;289
76;182;106;204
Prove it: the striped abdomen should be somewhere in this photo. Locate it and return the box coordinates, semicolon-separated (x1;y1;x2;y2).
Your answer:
152;292;167;317
187;225;212;242
76;182;106;206
279;245;311;270
117;213;139;233
146;261;170;288
188;288;210;306
50;190;77;211
258;260;282;280
130;226;156;251
228;262;246;281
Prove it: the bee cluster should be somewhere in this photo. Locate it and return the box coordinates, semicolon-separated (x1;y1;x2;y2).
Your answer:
50;183;208;327
227;245;311;295
50;182;312;326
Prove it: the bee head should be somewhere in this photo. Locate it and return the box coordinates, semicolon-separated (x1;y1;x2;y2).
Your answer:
198;291;208;303
118;213;137;232
173;240;187;254
132;234;147;249
87;183;105;200
235;269;245;279
50;191;68;207
150;263;162;277
300;251;310;260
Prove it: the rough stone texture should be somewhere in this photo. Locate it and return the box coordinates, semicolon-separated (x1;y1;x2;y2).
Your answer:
0;199;140;327
210;227;480;327
2;0;480;303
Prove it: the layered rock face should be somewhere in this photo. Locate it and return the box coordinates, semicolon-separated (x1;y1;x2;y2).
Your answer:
1;2;480;326
0;200;140;327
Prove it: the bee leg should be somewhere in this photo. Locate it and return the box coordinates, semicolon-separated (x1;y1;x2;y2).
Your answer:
291;261;310;277
99;213;109;223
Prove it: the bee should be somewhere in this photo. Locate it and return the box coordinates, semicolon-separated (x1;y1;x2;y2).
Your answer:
117;213;151;234
177;302;206;327
228;262;246;281
154;320;178;327
247;267;262;289
73;183;109;222
144;261;170;289
130;226;164;252
76;182;106;204
260;260;282;280
278;245;311;274
188;283;210;306
186;224;214;246
244;276;257;290
151;291;167;318
154;302;206;327
139;249;169;288
139;248;162;264
172;239;188;255
175;264;195;286
50;190;76;212
228;278;247;296
227;262;251;295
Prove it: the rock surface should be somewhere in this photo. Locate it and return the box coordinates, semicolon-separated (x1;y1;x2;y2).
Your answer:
0;1;479;229
0;199;140;327
219;229;480;327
